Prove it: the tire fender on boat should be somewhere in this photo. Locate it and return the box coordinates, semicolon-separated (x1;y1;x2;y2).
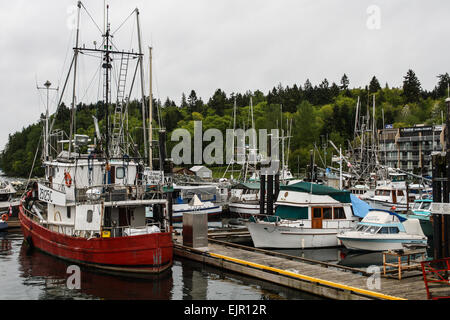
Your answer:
1;214;8;222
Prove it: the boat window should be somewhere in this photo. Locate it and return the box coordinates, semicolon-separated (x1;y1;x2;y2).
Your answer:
397;190;404;196
357;225;370;232
323;207;332;219
87;210;93;223
389;227;400;234
333;207;346;219
383;190;390;196
67;207;71;219
313;208;322;218
379;227;389;234
116;167;125;179
375;190;382;196
413;202;421;210
367;226;380;234
421;202;431;210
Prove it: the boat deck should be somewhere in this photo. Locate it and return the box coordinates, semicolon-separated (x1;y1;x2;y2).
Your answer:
173;231;429;300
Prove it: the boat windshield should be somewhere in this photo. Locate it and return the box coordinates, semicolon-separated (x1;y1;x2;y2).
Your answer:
356;225;381;234
412;202;422;210
421;202;431;211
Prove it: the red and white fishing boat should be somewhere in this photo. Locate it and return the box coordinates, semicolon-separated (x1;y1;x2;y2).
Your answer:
20;2;173;274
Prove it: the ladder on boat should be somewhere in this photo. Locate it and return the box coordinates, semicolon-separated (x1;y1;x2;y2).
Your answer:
111;53;130;157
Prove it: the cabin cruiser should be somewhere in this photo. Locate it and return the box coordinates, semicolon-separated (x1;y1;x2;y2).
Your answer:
0;180;19;228
171;184;222;221
337;209;427;251
246;182;365;249
347;184;372;200
398;199;433;237
365;173;428;212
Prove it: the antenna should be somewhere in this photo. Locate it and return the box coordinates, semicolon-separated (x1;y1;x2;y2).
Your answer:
37;80;58;161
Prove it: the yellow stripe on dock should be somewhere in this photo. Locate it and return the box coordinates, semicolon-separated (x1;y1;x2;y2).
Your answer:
209;252;406;300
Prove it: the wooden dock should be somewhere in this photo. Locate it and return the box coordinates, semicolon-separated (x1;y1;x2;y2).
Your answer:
173;231;429;300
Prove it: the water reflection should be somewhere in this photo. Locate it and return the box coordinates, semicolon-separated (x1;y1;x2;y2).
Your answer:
0;232;11;253
17;241;174;300
0;231;321;300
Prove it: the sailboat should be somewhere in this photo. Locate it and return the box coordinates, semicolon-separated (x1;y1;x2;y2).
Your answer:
19;3;173;274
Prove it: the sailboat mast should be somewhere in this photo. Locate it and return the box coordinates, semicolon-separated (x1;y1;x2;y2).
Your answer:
135;8;148;162
104;5;112;158
149;46;153;169
68;2;81;158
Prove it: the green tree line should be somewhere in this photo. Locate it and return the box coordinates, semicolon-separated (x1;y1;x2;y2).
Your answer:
1;69;449;178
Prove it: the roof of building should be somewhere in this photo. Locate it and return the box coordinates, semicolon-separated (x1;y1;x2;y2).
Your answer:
190;166;212;172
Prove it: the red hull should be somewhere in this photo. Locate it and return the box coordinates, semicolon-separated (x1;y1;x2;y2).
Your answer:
19;205;173;274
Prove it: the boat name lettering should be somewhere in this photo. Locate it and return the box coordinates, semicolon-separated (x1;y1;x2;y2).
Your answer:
39;187;53;203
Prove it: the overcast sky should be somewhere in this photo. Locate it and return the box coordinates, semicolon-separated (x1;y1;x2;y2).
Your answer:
1;0;449;150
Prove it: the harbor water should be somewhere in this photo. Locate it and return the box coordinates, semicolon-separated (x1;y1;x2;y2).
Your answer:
0;230;321;300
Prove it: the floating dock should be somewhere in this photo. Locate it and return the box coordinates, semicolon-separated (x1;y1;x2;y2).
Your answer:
173;230;429;300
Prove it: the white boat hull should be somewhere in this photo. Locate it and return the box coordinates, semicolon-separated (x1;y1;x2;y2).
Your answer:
365;198;408;212
337;234;427;251
172;204;222;220
246;222;352;249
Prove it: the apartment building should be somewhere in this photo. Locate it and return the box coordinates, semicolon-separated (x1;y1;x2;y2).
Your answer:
377;124;445;176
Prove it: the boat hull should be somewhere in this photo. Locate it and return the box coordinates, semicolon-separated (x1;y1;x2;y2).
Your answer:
337;235;427;252
365;198;408;212
246;222;350;249
172;205;222;222
19;206;173;274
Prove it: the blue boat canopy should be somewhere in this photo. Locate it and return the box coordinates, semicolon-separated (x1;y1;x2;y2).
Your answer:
350;194;372;218
368;208;407;222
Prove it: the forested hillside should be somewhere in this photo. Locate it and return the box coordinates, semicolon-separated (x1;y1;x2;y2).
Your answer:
1;70;449;178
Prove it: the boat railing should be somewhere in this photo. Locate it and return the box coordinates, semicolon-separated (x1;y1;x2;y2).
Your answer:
101;221;164;237
42;182;163;204
247;213;282;224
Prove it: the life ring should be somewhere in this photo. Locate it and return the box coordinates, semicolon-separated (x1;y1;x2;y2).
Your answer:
64;172;72;187
1;214;8;222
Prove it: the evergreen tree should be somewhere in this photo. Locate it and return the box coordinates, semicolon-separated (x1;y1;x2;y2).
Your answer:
369;76;381;93
304;79;313;104
340;74;349;90
188;90;199;113
208;89;227;116
434;73;450;98
402;69;422;103
181;92;188;108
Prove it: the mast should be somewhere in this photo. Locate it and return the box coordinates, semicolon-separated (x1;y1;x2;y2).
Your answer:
135;8;148;162
149;46;153;169
104;5;112;158
37;80;58;161
68;1;82;158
